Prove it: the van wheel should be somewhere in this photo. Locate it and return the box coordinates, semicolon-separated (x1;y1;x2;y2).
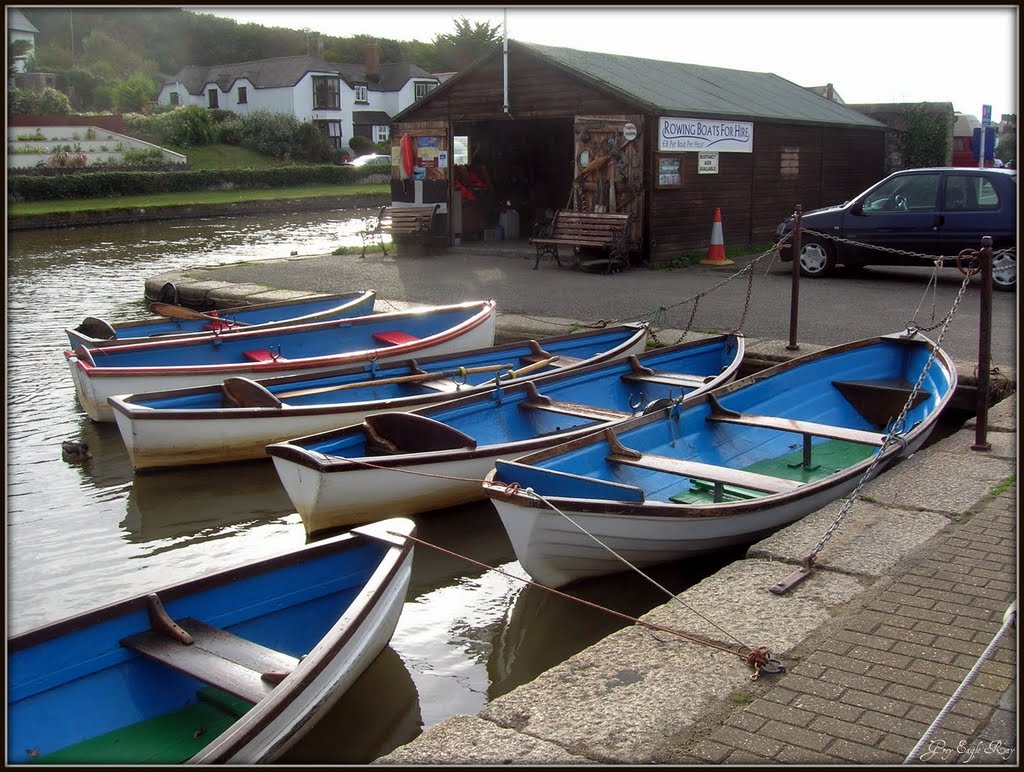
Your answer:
799;239;836;278
992;250;1015;291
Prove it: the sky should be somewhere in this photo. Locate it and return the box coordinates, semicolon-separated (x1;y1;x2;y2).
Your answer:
191;6;1018;122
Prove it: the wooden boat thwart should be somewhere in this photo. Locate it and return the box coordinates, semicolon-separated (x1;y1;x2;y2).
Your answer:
7;518;416;765
482;331;957;588
109;324;649;470
66;291;377;349
66;300;497;422
267;334;744;535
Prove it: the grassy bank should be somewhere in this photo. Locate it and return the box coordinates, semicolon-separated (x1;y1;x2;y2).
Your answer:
7;182;390;216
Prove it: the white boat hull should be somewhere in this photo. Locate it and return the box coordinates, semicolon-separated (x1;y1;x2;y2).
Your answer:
489;429;932;588
272;452;501;535
69;313;496;422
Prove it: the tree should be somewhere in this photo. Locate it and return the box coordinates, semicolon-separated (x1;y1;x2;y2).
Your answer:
431;16;502;71
113;73;160;113
995;130;1015;165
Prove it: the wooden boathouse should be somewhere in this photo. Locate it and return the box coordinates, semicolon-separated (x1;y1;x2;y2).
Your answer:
389;40;886;266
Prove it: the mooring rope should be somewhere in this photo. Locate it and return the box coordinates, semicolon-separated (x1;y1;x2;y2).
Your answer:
389;529;783;678
903;601;1017;764
524;486;753;652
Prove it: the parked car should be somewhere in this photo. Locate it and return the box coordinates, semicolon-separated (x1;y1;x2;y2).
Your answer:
347;153;392;167
777;167;1017;290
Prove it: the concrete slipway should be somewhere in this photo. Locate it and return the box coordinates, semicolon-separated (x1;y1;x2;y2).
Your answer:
144;257;1017;766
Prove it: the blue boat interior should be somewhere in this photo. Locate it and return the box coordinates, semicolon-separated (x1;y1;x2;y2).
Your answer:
81;306;483;368
7;539;388;764
80;294;375;343
297;337;739;458
493;339;952;505
128;327;641;411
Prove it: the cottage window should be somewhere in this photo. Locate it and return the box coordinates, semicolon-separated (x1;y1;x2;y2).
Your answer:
315;120;343;148
169;91;179;106
237;87;248;104
372;125;390;143
414;81;434;100
355;85;368;103
313;76;341;110
207;89;219;108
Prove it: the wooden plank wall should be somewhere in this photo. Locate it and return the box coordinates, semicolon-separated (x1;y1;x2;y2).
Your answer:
648;122;884;265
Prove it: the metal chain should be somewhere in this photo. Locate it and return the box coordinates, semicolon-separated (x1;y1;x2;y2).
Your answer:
802;268;974;566
803;228;1015;275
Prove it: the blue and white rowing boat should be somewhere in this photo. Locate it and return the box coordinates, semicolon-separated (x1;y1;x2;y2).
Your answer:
7;518;415;764
65;300;497;422
482;331;957;587
66;291;377;349
108;324;649;470
267;334;744;535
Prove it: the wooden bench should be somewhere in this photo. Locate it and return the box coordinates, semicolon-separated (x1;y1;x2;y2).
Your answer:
120;594;297;705
518;383;631;422
530;211;633;273
361;204;440;256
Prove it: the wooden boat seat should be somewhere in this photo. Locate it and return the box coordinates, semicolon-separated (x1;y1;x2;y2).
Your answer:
517;381;630;422
606;451;802;495
704;411;887;446
832;378;930;427
120;596;298;705
414;377;463;393
372;330;419;346
620;371;714;388
518;341;584;368
363;411;477;454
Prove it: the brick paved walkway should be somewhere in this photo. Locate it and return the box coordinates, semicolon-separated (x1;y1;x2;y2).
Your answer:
687;483;1017;765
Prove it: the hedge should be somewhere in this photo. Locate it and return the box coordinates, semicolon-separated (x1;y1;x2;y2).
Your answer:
8;165;371;202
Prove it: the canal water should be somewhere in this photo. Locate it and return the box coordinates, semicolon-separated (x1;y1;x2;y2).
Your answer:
6;210;744;763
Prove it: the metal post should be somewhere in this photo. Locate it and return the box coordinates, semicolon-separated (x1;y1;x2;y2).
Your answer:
786;205;802;351
971;236;993;451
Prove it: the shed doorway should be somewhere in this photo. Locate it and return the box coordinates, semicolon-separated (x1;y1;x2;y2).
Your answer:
451;118;574;243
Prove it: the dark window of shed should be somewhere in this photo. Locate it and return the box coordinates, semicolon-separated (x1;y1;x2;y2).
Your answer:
169;91;179;106
313;76;340;110
780;147;799;176
207;89;219;108
237;87;247;104
655;155;683;188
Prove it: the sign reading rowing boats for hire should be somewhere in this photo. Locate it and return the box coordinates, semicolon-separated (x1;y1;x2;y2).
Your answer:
658;116;753;153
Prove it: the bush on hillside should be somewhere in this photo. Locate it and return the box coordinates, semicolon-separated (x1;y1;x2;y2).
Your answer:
218;110;344;163
124;106;221;148
8;87;73;116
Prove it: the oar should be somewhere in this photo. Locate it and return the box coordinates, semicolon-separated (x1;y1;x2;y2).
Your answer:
149;302;249;326
278;362;517;399
278;356;562;400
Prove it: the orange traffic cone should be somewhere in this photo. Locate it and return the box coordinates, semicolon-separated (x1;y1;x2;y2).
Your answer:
700;207;734;266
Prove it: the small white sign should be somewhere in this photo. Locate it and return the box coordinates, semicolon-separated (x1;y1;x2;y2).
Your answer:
438;150;449;168
622;122;638;141
697;152;719;174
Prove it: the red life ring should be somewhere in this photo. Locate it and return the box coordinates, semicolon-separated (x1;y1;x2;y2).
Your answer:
400;134;415;179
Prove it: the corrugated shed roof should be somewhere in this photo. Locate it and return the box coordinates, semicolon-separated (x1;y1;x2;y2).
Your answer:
166;55;436;95
519;42;883;129
8;8;38;33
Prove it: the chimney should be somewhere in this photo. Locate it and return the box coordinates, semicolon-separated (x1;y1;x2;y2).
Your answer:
366;42;380;81
825;83;834;101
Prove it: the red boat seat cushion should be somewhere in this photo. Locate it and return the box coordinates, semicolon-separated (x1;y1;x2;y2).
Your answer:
372;330;419;346
203;320;232;332
242;349;286;362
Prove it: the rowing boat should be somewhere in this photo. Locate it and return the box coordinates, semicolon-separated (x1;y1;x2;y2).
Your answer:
267;334;744;535
65;300;497;422
7;518;415;764
66;291;377;349
482;331;957;588
109;324;649;470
